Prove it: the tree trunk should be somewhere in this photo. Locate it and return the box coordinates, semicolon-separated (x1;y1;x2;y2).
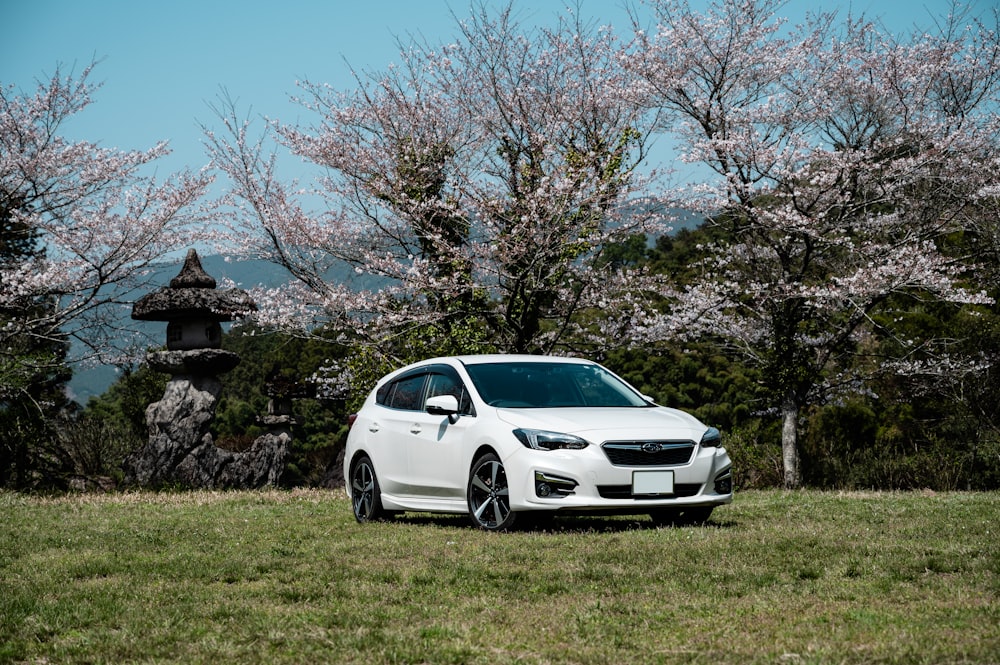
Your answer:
781;393;802;489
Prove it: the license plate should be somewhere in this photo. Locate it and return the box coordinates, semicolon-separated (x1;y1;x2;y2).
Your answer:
632;470;674;495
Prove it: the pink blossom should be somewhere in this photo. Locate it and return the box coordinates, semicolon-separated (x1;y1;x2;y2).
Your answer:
1;63;212;368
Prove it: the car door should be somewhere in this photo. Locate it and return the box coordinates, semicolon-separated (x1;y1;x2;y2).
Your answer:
402;370;474;500
368;371;428;496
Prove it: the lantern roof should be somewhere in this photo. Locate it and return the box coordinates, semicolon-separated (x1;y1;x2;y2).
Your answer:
132;249;257;322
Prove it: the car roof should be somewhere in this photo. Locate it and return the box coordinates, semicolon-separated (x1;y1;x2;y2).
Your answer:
377;355;595;385
454;354;593;366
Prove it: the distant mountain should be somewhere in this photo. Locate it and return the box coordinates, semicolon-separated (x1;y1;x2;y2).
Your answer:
192;254;299;290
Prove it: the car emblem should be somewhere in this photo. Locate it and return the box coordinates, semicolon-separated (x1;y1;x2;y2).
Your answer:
641;442;662;453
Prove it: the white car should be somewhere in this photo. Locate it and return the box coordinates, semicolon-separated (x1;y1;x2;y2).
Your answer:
344;355;733;530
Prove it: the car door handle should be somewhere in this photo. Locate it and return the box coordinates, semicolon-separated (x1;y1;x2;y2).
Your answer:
410;424;422;434
368;422;380;433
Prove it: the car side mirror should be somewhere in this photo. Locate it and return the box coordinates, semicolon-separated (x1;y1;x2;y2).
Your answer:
426;394;461;424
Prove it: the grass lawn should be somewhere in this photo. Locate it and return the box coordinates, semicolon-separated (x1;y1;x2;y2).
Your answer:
0;489;996;664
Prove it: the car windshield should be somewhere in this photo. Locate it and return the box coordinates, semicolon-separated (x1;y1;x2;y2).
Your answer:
464;361;651;408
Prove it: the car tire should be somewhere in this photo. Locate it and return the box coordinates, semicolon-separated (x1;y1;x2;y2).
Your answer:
649;506;714;527
351;455;387;523
467;452;517;531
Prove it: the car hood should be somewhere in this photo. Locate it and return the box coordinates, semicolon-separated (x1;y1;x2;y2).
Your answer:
493;405;707;442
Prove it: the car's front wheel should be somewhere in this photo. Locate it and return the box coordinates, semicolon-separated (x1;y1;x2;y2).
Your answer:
351;455;386;523
467;452;517;531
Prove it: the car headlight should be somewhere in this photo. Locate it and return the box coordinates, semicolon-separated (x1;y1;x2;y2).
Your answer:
700;426;721;448
513;429;589;451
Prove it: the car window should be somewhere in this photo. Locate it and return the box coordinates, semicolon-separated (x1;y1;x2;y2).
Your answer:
465;362;649;408
387;373;426;411
573;366;646;407
426;372;475;416
375;380;393;405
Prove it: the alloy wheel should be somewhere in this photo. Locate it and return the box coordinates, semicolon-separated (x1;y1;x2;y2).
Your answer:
468;453;515;530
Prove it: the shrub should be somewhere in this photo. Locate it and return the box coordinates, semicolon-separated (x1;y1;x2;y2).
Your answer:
722;421;783;489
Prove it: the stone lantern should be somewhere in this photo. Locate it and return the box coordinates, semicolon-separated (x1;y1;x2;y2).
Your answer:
131;248;256;376
123;249;291;489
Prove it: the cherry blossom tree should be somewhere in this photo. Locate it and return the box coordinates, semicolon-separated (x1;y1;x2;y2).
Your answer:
1;63;212;406
205;2;664;372
626;0;1000;487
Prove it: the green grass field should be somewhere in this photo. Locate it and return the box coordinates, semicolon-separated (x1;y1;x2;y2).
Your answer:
1;489;996;664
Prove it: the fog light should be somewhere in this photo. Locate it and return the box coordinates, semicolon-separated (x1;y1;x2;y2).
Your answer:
714;471;732;495
534;471;577;498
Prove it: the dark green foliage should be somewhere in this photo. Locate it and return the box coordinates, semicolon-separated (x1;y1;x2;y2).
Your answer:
84;365;168;442
214;324;350;486
604;345;759;432
595;232;648;270
721;420;784;489
0;192;37;260
0;189;75;489
800;395;1000;490
64;365;167;487
55;216;1000;492
54;415;141;487
642;222;726;282
0;354;74;488
802;400;879;488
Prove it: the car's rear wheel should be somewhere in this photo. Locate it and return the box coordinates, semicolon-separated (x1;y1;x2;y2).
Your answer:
467;452;517;531
351;455;386;523
649;506;714;527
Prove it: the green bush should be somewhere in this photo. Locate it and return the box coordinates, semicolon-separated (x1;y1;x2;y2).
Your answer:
55;416;140;488
721;421;783;489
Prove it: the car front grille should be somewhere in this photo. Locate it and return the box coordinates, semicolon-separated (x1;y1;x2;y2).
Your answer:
601;440;695;466
597;483;703;499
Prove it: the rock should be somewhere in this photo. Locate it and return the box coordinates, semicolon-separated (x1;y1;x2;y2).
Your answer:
123;375;292;489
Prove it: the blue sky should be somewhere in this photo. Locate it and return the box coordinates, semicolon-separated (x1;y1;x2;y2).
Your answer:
4;0;993;181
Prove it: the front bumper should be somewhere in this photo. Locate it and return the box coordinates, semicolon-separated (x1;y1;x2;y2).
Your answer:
503;442;733;513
